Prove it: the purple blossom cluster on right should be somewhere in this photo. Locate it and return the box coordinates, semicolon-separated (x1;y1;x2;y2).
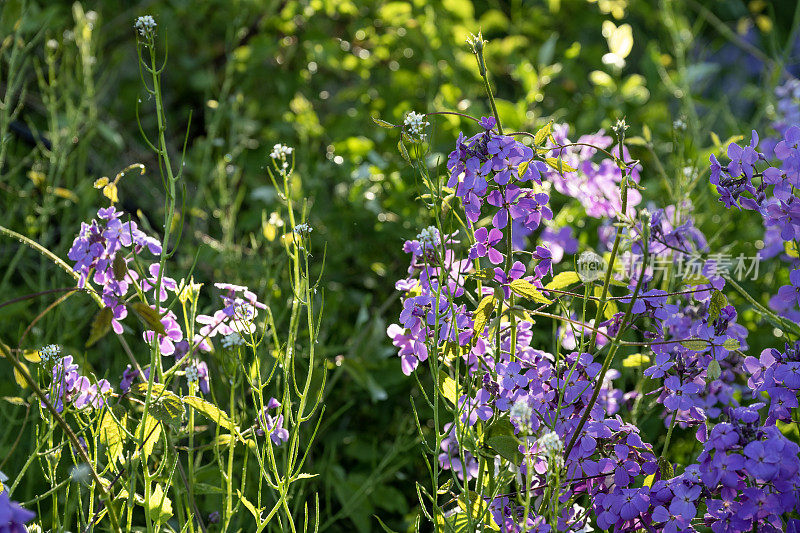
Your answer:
387;114;800;532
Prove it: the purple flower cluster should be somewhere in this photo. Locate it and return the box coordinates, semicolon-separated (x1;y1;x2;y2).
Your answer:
68;207;161;333
46;355;112;412
388;115;800;532
546;123;642;219
255;397;289;446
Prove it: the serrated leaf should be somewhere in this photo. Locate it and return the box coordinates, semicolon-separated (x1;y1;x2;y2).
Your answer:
484;434;523;464
544;271;580;291
183;395;235;431
14;364;28;389
130;382;167;397
99;406;127;466
437;371;459;405
681;339;708;351
137;416;161;461
435;511;470;533
534;121;553;145
398;140;411;162
148;394;184;425
86;307;114;347
545;157;577;173
469;267;496;282
146;484;173;524
509;279;552;304
130;303;166;336
708;290;727;322
723;338;740;351
458;491;500;531
372;116;395;128
472;295;496;340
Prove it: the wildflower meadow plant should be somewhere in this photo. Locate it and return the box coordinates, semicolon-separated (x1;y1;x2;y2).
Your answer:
383;35;800;532
0;16;324;532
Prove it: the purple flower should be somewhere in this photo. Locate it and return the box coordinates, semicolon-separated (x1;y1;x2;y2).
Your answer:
0;491;36;531
470;227;505;264
776;269;800;308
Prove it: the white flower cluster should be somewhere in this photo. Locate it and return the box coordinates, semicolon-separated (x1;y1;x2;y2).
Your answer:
509;399;533;434
221;332;245;348
270;143;294;170
185;365;199;383
134;15;157;38
39;344;61;363
404;111;429;142
537;430;565;468
293;223;312;235
416;226;440;248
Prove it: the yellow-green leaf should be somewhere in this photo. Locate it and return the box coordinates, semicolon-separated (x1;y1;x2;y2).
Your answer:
372;116;395;128
99;406;127;466
681;339;708;351
534;121;553;145
438;371;459;405
472;295;496;340
545;157;577;173
544;271;580;291
130;303;166;335
183;395;235;431
708;291;727;322
137;416;161;461
622;353;650;367
509;279;552;304
146;484;173;524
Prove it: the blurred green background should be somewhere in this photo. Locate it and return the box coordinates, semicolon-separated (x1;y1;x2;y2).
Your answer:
1;0;798;530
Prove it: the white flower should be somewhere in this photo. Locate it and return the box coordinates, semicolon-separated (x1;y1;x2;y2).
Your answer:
270;143;294;170
134;15;157;37
39;344;61;363
404;111;429;142
510;399;533;434
536;430;564;469
185;365;199;383
293;223;312;235
416;226;440;248
221;332;245;348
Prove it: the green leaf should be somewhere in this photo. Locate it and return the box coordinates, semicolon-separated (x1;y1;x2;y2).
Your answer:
545;157;576;173
372;116;395;128
458;491;500;531
437;371;459;405
137;416;161;461
472;295;496;340
658;456;674;480
148;394;185;426
146;484;173;524
86;307;113;348
509;279;552;304
544;271;580;291
112;254;128;281
723;338;741;351
533;121;553;145
680;339;708;351
485;434;522;463
706;360;722;381
99;406;126;466
469;267;496;282
130;303;166;335
708;290;727;322
183;395;235;431
398;140;411;162
435;511;470;533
